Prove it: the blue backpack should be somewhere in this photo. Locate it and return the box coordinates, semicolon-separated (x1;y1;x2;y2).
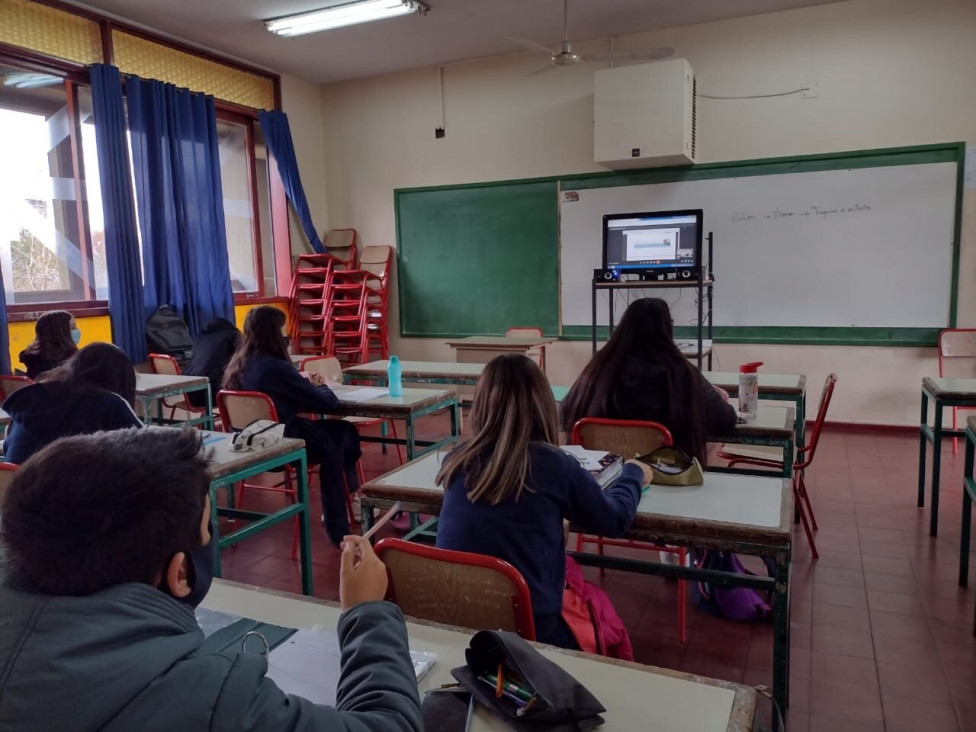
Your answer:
693;551;776;622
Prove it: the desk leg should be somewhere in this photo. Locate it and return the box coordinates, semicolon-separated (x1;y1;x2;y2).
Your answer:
961;438;974;588
591;283;597;355
204;384;214;429
918;392;929;508
930;404;943;537
405;415;416;461
451;399;461;439
210;487;222;578
360;500;376;535
295;452;313;596
772;547;791;729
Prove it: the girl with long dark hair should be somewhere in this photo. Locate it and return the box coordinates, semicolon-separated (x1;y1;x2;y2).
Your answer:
223;306;361;547
561;298;736;462
3;343;141;464
18;310;80;379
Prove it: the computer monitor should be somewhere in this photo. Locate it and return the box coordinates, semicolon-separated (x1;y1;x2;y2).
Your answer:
602;209;703;280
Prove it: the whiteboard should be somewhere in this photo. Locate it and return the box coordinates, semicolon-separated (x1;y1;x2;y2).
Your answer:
559;163;958;328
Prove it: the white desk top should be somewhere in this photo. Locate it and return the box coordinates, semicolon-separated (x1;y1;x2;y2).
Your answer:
344;360;486;378
135;372;209;395
725;401;795;439
703;372;806;395
923;376;976;399
330;384;458;415
366;452;790;539
203;580;754;731
445;336;556;348
201;431;306;481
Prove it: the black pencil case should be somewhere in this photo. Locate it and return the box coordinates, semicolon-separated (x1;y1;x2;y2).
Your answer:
451;629;605;731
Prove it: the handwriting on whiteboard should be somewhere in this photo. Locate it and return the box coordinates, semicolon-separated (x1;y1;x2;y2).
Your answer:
731;203;872;223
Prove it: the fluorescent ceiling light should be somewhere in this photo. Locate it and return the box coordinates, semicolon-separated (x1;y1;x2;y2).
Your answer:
266;0;428;37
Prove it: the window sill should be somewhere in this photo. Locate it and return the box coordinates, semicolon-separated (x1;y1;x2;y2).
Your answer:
233;295;288;305
7;302;110;321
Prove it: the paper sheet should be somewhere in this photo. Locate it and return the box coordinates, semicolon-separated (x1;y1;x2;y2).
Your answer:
559;444;610;471
265;627;437;706
336;387;389;403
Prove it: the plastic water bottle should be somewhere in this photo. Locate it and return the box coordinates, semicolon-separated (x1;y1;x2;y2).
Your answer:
738;361;763;421
387;355;403;398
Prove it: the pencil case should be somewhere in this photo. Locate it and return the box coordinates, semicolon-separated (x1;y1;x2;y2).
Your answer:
451;629;605;731
637;445;705;486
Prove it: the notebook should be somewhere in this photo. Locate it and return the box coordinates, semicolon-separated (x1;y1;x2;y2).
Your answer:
560;445;623;488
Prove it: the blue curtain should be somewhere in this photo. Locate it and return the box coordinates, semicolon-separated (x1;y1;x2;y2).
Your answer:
90;64;147;363
127;76;235;336
258;110;325;253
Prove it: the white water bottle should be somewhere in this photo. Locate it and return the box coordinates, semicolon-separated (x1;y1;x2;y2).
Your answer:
738;361;763;421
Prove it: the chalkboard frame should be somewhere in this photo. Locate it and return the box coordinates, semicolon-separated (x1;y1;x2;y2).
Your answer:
394;142;965;346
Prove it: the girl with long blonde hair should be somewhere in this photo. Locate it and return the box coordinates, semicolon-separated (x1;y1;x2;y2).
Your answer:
435;354;650;649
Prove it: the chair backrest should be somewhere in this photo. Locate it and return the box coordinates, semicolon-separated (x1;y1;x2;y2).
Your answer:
0;375;33;401
374;538;536;640
796;373;837;469
505;326;543;339
939;329;976;379
359;246;392;292
149;353;181;376
216;390;278;431
323;228;358;265
0;462;18;507
299;355;342;382
570;417;673;458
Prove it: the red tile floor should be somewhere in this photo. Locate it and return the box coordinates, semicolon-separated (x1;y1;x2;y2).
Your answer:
217;420;976;731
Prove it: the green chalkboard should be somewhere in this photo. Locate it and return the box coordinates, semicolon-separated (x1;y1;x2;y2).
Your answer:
395;181;559;337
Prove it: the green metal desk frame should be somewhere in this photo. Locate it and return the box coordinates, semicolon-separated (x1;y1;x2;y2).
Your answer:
917;380;976;537
208;447;312;596
957;420;976;637
359;491;793;731
138;382;214;430
335;394;462;461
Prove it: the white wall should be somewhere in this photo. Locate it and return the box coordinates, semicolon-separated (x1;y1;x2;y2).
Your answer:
318;0;976;426
280;74;328;255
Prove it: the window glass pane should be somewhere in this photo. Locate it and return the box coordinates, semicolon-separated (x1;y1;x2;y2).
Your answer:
217;119;258;293
77;87;110;300
0;66;92;304
253;123;277;296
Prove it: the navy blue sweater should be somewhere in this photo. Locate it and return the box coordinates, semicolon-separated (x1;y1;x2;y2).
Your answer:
2;383;142;465
436;444;643;618
238;354;338;425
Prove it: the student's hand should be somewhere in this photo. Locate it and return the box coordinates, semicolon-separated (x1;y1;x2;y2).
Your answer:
339;535;389;610
307;372;326;386
713;385;731;402
625;459;655;487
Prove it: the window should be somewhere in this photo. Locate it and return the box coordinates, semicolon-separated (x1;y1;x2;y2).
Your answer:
0;64;106;307
216;115;277;297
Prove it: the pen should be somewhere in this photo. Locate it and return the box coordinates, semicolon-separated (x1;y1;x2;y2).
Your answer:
495;661;504;698
361;500;401;541
478;675;526;708
482;672;534;702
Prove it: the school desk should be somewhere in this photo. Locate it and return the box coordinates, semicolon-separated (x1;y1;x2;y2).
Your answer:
343;359;484;386
203;432;312;595
918;377;976;537
704;372;807;452
445;336;556;373
359;453;794;719
329;385;460;461
715;403;796;481
958;417;976;621
135;373;213;429
203;579;757;732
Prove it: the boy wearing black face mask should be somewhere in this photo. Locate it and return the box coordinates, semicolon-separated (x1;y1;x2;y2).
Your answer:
0;428;423;732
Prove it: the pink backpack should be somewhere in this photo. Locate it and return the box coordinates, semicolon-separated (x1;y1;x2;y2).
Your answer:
561;556;634;660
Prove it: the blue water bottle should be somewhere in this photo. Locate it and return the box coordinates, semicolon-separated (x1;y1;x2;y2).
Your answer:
387;355;403;397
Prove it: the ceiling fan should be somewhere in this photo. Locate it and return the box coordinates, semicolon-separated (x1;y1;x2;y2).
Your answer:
508;0;674;73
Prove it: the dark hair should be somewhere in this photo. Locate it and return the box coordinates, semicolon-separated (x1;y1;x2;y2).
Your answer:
223;306;288;390
561;298;709;461
39;342;137;407
21;310;77;365
0;428;210;596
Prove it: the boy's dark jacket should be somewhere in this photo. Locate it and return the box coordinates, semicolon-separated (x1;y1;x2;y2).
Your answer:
0;583;423;731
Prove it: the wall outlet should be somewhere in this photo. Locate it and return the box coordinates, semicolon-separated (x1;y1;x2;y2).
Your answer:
434;127;445;139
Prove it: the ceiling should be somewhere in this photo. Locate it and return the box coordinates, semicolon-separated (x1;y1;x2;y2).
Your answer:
70;0;843;84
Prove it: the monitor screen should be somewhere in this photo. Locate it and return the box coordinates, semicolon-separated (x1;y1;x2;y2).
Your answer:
603;209;702;271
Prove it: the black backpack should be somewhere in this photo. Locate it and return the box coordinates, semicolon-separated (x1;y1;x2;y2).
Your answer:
146;305;193;365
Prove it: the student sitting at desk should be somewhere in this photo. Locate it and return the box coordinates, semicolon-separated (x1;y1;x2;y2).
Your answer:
17;310;79;380
183;317;241;408
223;306;361;548
3;342;141;465
435;354;652;650
0;428;423;732
561;298;737;463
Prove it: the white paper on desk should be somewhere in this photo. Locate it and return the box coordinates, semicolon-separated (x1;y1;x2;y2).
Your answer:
559;444;610;471
265;628;437;706
337;387;389;403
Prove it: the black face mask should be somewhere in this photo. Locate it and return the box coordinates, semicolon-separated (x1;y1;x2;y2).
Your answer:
162;521;216;608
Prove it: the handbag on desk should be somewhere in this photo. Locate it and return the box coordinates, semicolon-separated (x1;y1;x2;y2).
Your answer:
452;629;605;731
637;445;705;486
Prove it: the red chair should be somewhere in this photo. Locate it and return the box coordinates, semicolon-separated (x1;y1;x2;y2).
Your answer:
570;417;689;642
148;353;210;425
299;355;404;478
718;373;838;559
938;329;976;453
217;390;355;560
374;538;536;640
0;375;33;401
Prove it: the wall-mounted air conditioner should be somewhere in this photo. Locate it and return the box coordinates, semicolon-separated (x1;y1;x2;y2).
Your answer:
594;58;697;169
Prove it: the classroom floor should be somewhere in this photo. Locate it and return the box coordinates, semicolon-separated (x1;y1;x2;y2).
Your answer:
216;420;976;732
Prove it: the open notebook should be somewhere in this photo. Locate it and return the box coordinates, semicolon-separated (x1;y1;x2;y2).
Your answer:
560;445;623;488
